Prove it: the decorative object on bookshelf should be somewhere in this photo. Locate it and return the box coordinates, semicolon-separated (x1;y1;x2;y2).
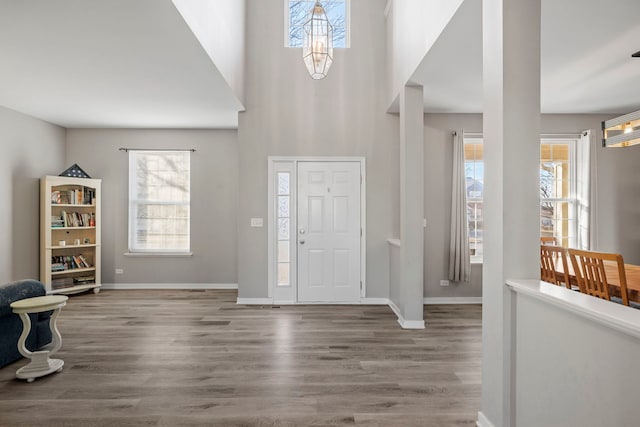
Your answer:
59;164;91;179
41;175;101;295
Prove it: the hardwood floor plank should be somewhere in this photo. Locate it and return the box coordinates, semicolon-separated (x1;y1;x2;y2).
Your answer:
0;290;481;426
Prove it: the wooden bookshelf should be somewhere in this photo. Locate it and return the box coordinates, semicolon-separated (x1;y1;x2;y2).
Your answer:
40;176;102;295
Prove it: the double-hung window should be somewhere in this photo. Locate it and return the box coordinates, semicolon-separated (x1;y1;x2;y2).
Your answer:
463;136;580;262
464;136;484;262
286;0;349;48
128;150;191;253
540;139;577;247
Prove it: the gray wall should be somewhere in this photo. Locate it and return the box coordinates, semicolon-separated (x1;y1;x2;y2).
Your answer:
237;0;398;298
66;129;238;284
0;106;66;283
423;113;640;298
514;288;640;426
425;114;483;298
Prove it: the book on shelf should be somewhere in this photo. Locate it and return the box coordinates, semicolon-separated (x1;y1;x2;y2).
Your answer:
51;216;64;228
56;211;93;228
51;191;61;204
66;189;83;205
83;188;95;205
78;254;91;268
74;275;95;285
51;255;92;271
52;276;95;288
52;277;75;289
51;187;95;205
51;262;66;272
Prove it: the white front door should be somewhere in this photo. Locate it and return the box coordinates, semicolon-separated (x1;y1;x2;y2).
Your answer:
297;161;361;302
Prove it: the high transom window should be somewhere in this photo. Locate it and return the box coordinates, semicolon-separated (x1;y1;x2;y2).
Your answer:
286;0;349;48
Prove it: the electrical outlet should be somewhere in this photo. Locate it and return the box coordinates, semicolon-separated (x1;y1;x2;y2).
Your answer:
440;279;450;287
115;268;124;274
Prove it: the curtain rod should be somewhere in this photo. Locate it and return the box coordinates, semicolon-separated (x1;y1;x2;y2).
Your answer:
452;131;482;139
119;148;196;152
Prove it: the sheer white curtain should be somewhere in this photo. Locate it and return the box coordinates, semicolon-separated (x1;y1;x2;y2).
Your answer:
449;131;471;282
576;130;593;250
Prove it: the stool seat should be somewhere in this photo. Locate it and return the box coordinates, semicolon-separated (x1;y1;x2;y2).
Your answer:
11;295;68;313
10;295;68;382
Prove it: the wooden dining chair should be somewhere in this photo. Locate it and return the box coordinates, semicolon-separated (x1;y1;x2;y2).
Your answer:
540;245;571;288
540;236;558;246
567;249;630;306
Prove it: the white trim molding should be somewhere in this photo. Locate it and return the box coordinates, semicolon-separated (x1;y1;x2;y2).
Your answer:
101;283;237;290
476;412;496;427
238;297;390;306
361;298;390;305
506;279;640;339
123;252;193;257
424;297;482;305
389;299;425;329
237;298;275;305
267;156;367;303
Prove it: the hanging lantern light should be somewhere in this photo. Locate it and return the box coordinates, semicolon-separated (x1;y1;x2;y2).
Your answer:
302;1;333;80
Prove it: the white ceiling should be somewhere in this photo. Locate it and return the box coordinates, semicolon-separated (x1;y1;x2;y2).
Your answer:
2;1;639;128
413;0;640;114
0;0;243;128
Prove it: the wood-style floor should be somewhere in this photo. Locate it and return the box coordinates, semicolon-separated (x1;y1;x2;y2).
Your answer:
0;290;481;426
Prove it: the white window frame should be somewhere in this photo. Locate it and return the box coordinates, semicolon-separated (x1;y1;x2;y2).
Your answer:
464;135;581;263
127;150;191;255
463;134;484;264
284;0;351;48
540;137;578;248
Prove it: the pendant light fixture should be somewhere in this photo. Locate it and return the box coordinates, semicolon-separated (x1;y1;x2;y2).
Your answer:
602;109;640;147
302;1;333;80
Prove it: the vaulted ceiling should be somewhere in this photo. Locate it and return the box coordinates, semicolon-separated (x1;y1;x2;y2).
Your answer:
1;0;638;129
0;0;242;128
412;0;640;114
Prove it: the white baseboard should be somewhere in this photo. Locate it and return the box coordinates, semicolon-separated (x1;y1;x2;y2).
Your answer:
239;297;391;306
360;297;390;305
237;297;274;305
424;297;482;305
476;412;495;427
101;283;237;290
388;299;425;329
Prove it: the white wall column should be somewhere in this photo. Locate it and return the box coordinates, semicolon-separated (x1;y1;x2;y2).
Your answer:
397;85;425;328
480;0;541;425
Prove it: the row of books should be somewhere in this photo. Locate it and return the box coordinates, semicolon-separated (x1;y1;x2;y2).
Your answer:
52;275;95;289
51;188;95;205
51;255;92;272
52;211;95;228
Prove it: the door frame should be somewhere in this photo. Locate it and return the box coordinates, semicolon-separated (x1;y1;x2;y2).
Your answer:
267;156;366;304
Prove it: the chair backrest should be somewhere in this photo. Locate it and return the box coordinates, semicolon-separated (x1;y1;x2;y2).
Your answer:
567;249;630;306
540;245;571;288
540;236;558;246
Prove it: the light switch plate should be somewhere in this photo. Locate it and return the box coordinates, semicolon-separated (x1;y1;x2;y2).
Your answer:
250;218;263;227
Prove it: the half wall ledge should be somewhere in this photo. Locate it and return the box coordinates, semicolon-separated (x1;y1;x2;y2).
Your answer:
506;279;640;339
